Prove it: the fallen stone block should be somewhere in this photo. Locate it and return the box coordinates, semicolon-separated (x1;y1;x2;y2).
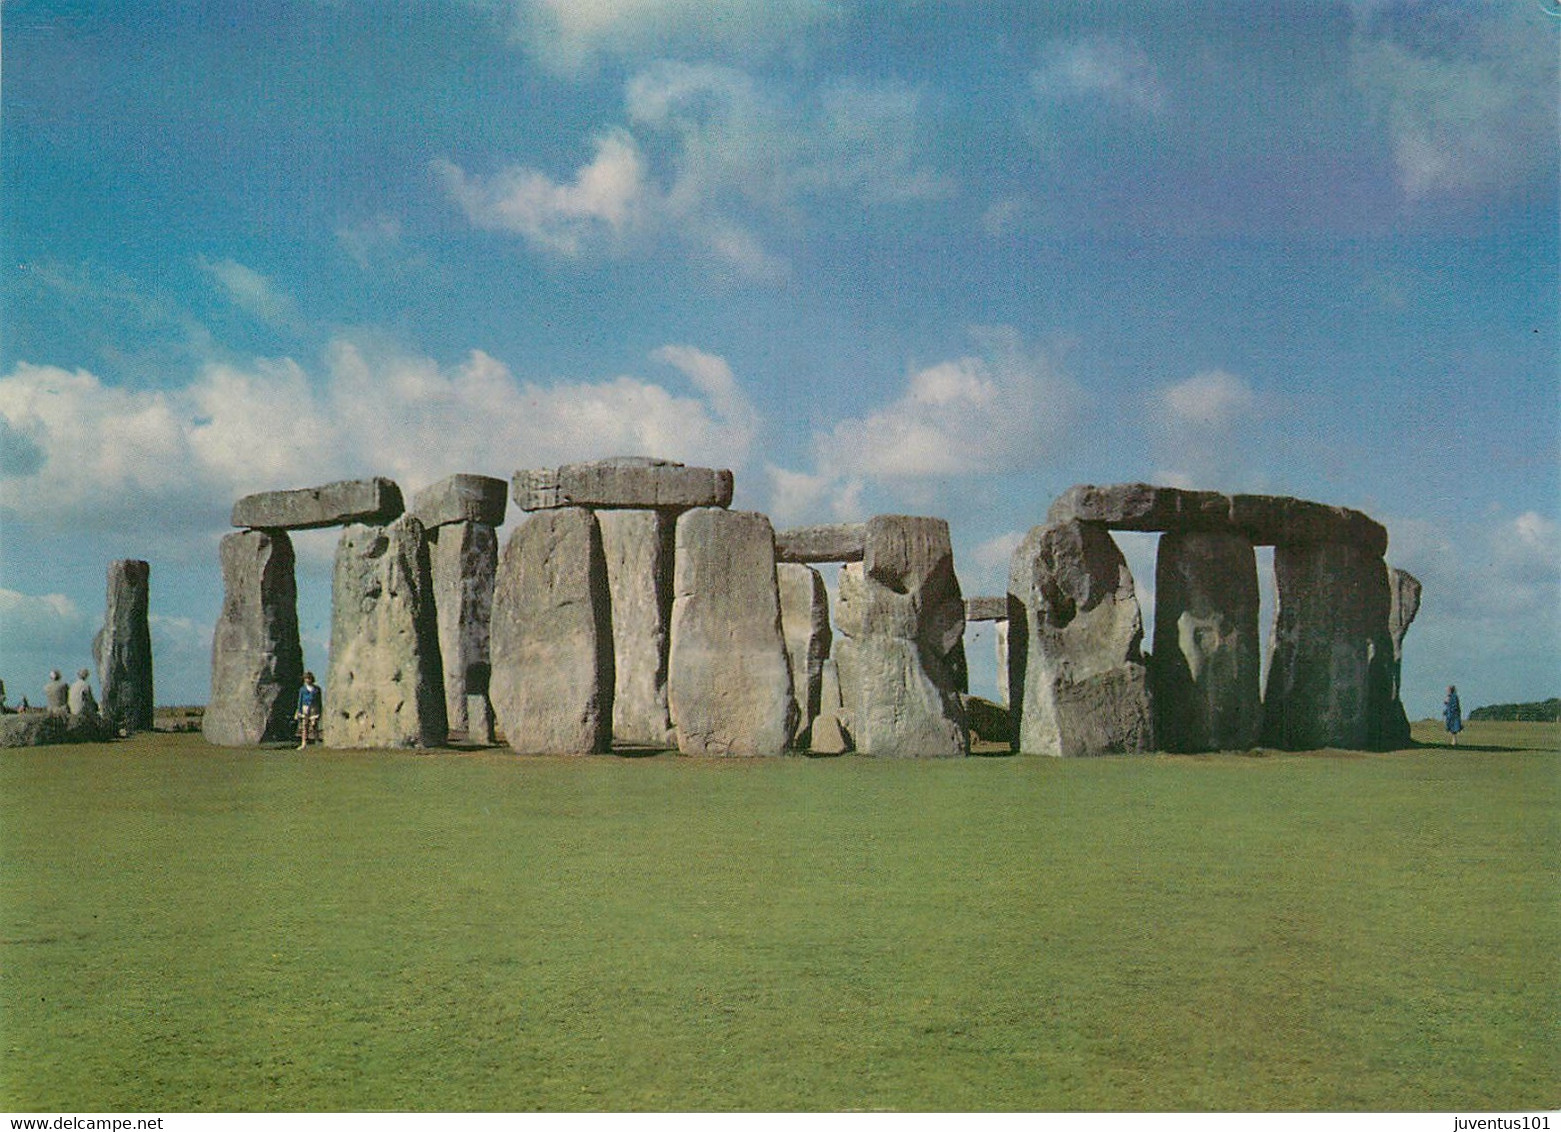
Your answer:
0;710;113;748
232;477;404;531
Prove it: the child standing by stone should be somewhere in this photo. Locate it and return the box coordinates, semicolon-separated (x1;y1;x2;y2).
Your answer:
296;672;322;749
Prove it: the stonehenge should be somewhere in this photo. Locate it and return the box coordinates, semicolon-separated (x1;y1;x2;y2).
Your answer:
204;467;1421;757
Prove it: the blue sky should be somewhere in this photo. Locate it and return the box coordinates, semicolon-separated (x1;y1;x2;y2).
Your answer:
2;0;1556;721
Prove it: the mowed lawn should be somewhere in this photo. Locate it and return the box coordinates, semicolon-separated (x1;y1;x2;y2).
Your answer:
2;721;1556;1112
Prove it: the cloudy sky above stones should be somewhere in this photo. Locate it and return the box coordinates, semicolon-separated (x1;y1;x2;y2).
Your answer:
2;0;1556;718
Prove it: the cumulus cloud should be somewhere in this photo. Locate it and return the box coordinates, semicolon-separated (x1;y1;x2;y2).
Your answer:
433;130;650;257
1350;6;1557;201
0;342;761;536
0;588;95;694
439;62;949;277
1031;35;1169;116
1152;369;1268;491
767;327;1082;522
507;0;837;75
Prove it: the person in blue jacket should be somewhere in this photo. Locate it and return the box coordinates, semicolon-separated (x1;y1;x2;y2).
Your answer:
1443;685;1463;747
296;671;323;749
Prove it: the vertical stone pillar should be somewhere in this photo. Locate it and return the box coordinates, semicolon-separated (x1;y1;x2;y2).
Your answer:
204;531;303;746
667;508;796;756
809;657;851;754
93;559;154;733
1377;566;1422;749
1007;520;1153;756
598;509;677;748
489;508;613;754
995;619;1010;707
778;562;832;749
428;521;498;735
1261;541;1392;750
1151;530;1262;752
832;516;968;757
324;516;448;749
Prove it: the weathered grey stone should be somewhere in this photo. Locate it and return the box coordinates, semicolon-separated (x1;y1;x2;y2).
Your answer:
1046;482;1388;558
964;596;1008;622
1007;520;1153;757
428;521;498;735
774;524;866;564
466;693;496;744
809;658;851;754
778;562;832;748
598;509;676;748
92;559;154;733
1048;483;1230;533
205;531;304;746
995;617;1010;708
667;508;796;756
232;477;404;531
489;508;613;754
1378;566;1423;749
323;516;447;749
832;516;968;757
515;457;733;512
411;474;508;529
1261;541;1393;750
0;710;112;748
1151;530;1262;752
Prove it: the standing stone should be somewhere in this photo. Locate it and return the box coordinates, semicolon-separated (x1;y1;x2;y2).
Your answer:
93;559;154;733
833;516;968;757
810;658;851;754
1151;530;1262;752
324;516;447;749
778;562;832;748
489;508;613;754
1377;566;1423;749
428;521;498;735
668;508;796;756
1007;520;1153;757
1261;541;1392;750
598;509;677;748
204;531;303;746
466;692;497;744
995;618;1010;708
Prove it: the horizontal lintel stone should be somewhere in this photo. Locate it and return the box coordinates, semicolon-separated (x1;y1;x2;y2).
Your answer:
1047;482;1386;556
410;474;508;528
774;523;867;563
964;596;1008;622
514;457;733;512
232;477;403;531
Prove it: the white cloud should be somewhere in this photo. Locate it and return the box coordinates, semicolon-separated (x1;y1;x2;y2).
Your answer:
1031;35;1169;116
1152;369;1267;491
0;588;94;695
434;130;650;257
1350;8;1556;201
768;327;1082;522
0;342;761;537
198;258;303;329
508;0;837;75
441;62;949;278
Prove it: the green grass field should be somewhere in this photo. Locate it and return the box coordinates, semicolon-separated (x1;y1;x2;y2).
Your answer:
3;720;1557;1112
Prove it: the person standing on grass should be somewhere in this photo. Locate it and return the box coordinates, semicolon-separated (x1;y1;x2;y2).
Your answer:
1443;685;1463;746
44;669;68;711
296;671;322;749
